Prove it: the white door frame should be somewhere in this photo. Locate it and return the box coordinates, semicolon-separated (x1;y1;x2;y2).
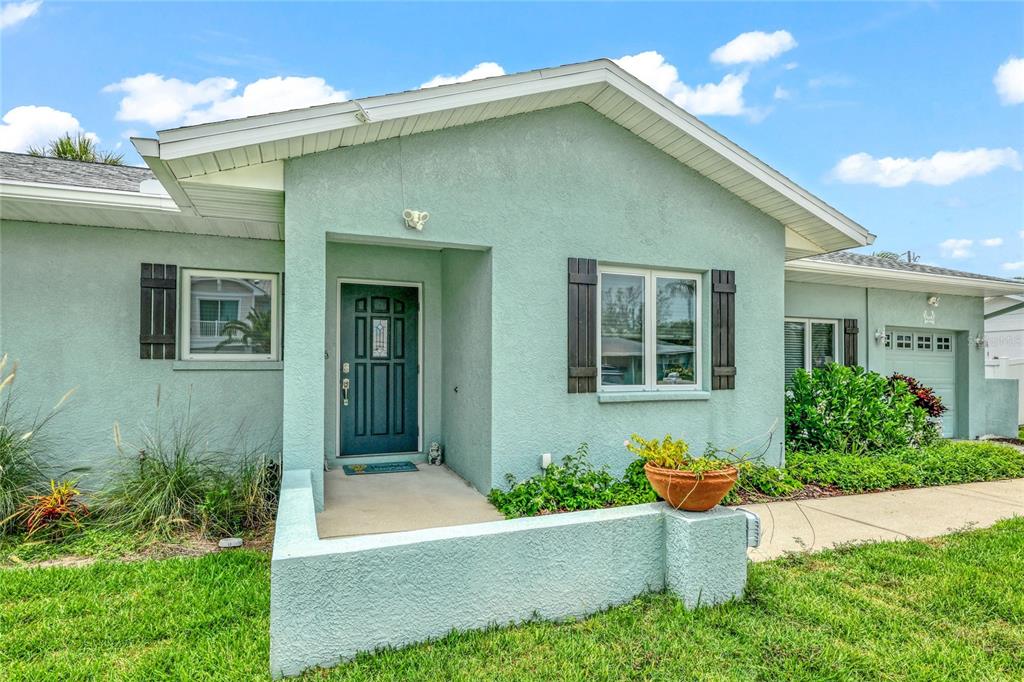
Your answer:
335;278;424;458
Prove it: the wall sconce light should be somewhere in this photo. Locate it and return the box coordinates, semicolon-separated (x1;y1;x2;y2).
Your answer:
927;295;941;308
874;328;886;344
973;334;987;349
403;209;430;231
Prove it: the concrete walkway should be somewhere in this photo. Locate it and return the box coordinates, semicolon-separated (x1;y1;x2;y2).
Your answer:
737;478;1024;562
317;464;504;539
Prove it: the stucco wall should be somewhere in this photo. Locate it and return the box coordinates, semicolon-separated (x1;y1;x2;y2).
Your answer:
984;378;1019;437
440;249;493;492
785;280;988;438
270;468;754;678
285;103;788;493
0;220;284;483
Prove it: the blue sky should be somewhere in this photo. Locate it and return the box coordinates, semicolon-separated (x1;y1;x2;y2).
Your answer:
2;2;1022;275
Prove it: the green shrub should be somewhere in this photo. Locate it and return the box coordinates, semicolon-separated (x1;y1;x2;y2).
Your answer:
99;413;279;538
488;444;655;518
784;441;1024;493
786;364;935;454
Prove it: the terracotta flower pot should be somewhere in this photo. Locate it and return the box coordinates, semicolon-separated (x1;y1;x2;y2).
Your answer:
643;462;738;511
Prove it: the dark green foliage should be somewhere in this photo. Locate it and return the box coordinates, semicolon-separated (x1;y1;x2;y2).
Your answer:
27;132;124;165
488;444;655;518
786;364;935;454
786;440;1024;493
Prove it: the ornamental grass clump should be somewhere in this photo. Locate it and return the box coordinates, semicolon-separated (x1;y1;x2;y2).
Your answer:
100;403;280;539
0;354;75;536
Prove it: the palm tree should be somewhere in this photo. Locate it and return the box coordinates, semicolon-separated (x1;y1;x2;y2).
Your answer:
215;309;272;354
872;250;902;260
27;133;124;165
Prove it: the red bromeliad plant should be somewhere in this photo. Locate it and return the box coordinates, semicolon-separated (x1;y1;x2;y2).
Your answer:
889;373;947;418
17;480;89;538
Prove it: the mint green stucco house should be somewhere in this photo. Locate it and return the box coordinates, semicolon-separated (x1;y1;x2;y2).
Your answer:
1;59;1020;514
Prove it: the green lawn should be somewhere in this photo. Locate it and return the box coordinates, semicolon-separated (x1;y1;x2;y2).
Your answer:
2;519;1023;681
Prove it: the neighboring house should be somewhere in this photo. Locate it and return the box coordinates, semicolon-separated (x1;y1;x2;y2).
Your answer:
984;293;1024;425
0;60;1020;512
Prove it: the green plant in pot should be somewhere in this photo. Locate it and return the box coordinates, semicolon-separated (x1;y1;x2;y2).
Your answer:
626;433;739;511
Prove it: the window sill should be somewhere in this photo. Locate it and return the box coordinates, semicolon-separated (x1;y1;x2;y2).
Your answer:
597;390;711;403
172;361;283;371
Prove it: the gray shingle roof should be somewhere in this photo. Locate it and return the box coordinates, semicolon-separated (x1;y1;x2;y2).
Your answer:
809;250;1015;284
0;151;154;192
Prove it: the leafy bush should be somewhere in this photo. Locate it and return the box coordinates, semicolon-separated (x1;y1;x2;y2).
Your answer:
488;444;655;518
785;440;1024;493
6;479;89;539
100;413;279;538
889;373;947;418
725;463;804;503
0;355;75;535
786;364;935;455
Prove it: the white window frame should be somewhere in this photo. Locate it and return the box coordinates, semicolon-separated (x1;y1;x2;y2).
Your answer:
597;265;702;392
916;333;933;351
784;317;840;372
180;268;281;361
894;332;913;350
935;335;953;352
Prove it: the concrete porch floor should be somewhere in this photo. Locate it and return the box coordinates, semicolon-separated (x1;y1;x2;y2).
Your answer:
317;464;505;539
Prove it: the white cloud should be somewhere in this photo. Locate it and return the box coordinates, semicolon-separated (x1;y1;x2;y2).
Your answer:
104;74;237;127
832;147;1022;187
773;85;791;100
615;51;753;117
0;1;41;30
183;76;348;125
981;237;1004;247
0;105;97;152
710;30;797;65
1002;261;1024;271
994;57;1024;105
939;238;973;259
784;62;798;71
104;73;348;127
420;62;505;89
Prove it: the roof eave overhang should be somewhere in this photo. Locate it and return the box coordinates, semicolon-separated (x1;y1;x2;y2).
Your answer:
134;59;875;255
785;259;1024;298
0;179;180;213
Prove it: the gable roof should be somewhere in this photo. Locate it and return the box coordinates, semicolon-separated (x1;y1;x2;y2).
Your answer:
0;151;154;192
787;250;1024;297
132;59;875;257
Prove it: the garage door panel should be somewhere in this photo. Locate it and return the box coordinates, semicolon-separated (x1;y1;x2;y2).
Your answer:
885;328;958;438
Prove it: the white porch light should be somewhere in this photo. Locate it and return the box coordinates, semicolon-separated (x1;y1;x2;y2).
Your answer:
403;209;430;231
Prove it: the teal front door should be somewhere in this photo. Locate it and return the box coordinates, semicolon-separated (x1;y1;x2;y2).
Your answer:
340;284;419;455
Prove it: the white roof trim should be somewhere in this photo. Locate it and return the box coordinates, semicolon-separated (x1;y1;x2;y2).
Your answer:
0;179;180;212
134;59;874;255
786;257;1024;298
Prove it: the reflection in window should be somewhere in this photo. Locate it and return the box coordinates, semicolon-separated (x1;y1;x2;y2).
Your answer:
810;322;835;369
600;273;644;386
185;270;277;359
656;277;696;385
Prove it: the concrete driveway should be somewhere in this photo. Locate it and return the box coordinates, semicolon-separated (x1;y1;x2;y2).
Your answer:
736;478;1024;561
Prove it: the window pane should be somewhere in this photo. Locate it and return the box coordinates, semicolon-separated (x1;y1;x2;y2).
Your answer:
810;322;835;369
601;273;644;385
784;321;806;386
190;274;274;355
656;277;696;385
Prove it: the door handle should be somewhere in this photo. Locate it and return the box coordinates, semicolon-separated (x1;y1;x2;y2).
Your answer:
342;378;350;406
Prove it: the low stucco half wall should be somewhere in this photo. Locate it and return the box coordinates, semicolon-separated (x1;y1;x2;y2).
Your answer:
270;469;758;678
984;378;1019;437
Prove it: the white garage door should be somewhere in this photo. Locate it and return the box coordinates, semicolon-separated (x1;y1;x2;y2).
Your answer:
884;329;957;437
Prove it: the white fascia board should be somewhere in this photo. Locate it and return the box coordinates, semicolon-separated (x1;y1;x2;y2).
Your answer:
0;179;181;213
785;259;1024;297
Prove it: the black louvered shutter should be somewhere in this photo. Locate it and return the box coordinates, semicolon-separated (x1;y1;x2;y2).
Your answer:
568;258;598;393
140;263;177;359
711;269;736;390
843;318;859;367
